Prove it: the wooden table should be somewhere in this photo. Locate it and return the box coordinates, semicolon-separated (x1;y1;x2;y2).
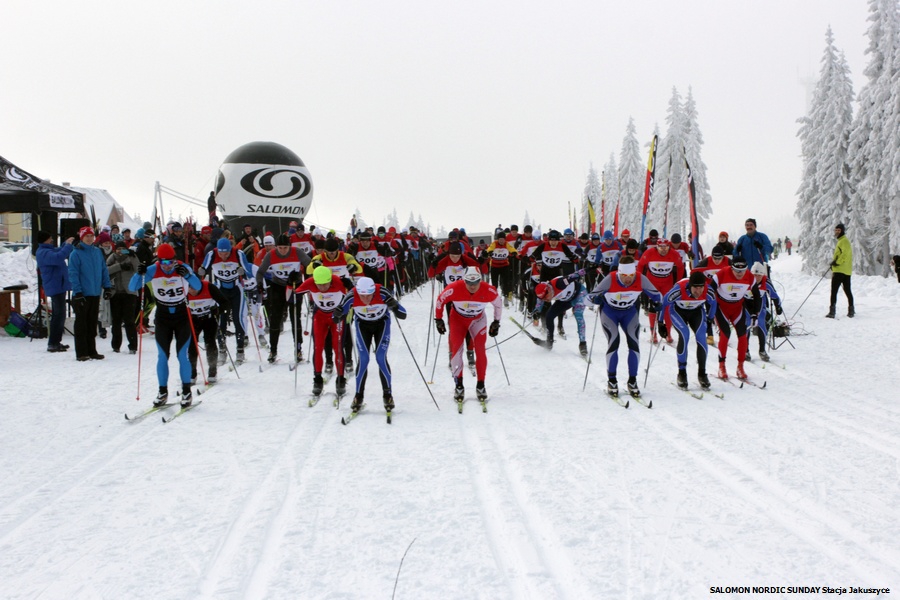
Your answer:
0;289;23;327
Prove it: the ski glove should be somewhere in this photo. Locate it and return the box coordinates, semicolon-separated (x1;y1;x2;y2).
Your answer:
393;309;407;320
175;264;190;277
567;269;586;281
749;315;758;329
434;318;446;335
288;271;301;284
121;262;133;272
137;264;147;275
775;303;783;315
237;266;245;277
103;289;112;300
332;311;344;324
831;260;838;267
347;263;358;274
657;320;667;337
488;320;500;337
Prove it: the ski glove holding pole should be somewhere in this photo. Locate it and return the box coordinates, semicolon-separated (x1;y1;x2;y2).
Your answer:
434;318;446;335
488;320;500;337
657;320;667;337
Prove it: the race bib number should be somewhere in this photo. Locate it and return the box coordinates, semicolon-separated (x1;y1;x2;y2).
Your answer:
541;250;565;268
445;264;466;284
312;291;345;311
452;300;487;318
355;304;388;321
270;261;300;280
152;276;186;305
603;290;641;309
211;261;240;282
647;260;675;278
718;283;750;303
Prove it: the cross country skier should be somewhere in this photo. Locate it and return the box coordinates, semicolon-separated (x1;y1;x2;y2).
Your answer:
708;258;760;380
637;238;685;343
187;279;230;383
587;256;662;398
255;234;311;363
130;243;203;408
294;266;349;397
533;269;589;356
198;237;253;364
658;270;717;390
485;231;518;307
434;266;502;402
337;276;407;415
746;261;783;362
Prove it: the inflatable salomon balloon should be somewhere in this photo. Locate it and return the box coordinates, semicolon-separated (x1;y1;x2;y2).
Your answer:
215;141;313;236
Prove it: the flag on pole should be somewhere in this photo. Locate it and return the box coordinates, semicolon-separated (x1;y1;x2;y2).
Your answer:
684;149;701;268
640;135;658;242
587;196;596;233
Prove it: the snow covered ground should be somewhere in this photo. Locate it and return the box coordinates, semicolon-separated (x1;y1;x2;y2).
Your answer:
2;252;900;599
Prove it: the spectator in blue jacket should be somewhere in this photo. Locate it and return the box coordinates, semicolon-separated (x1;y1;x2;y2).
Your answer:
733;218;773;269
68;227;112;361
36;230;76;352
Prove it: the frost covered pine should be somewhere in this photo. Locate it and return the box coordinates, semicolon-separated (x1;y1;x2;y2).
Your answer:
617;117;644;233
652;87;688;238
603;153;619;232
682;87;712;242
848;0;900;276
582;164;601;234
795;27;855;275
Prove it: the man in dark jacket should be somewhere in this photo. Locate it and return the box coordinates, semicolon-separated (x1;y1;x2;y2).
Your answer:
107;241;140;353
35;231;75;352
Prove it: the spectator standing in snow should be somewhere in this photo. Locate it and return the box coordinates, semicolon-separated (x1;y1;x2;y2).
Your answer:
827;223;854;318
733;218;773;267
68;227;112;361
36;230;75;353
106;241;139;353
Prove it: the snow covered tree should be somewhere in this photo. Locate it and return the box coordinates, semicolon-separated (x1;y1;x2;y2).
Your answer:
654;87;688;238
618;117;644;234
383;208;400;231
582;164;602;234
523;211;532;228
603;154;619;234
796;27;855;275
353;207;368;231
436;225;447;238
848;0;900;276
682;87;712;245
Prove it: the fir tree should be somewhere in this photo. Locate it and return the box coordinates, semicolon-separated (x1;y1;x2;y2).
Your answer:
618;117;644;234
583;164;602;234
682;87;712;248
848;0;900;275
603;154;619;233
796;27;855;275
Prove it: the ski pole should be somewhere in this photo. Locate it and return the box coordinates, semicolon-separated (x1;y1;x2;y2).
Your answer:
642;331;663;388
582;307;601;392
493;336;510;386
395;319;440;410
292;290;300;395
186;302;208;386
424;278;435;367
428;332;443;384
789;268;829;321
217;329;240;379
238;279;264;372
136;274;145;401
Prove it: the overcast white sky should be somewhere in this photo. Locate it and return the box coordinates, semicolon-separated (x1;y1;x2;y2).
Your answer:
1;0;872;238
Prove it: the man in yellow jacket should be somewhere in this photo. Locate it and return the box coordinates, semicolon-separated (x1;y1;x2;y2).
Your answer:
827;223;854;318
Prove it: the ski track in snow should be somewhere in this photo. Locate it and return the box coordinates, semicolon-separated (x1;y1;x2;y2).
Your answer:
2;252;900;598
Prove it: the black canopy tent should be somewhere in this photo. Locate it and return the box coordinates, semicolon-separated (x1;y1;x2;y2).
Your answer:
0;155;85;252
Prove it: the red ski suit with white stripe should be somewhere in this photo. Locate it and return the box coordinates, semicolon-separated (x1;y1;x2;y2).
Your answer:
435;280;502;382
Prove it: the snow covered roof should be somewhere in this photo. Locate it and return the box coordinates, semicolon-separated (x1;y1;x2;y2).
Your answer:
65;187;141;231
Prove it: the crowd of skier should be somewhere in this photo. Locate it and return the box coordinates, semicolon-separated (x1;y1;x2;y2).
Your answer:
36;213;807;419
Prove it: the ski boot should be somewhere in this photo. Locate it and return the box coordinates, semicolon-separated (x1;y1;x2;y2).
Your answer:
698;372;711;390
335;376;347;397
579;341;588;356
351;394;365;413
312;374;324;396
848;305;855;318
476;381;487;401
217;353;227;366
677;369;688;390
666;334;674;344
154;387;169;408
466;350;475;368
324;358;334;374
180;384;193;408
651;331;659;344
268;351;277;364
717;361;728;380
259;334;268;347
758;349;770;362
826;304;836;318
607;379;619;397
558;324;566;338
383;391;395;411
345;354;354;372
736;362;748;380
296;346;304;363
236;349;245;364
627;377;641;398
208;364;217;383
453;377;465;401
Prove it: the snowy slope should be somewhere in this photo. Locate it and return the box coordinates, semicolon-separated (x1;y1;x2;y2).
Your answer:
1;253;899;599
